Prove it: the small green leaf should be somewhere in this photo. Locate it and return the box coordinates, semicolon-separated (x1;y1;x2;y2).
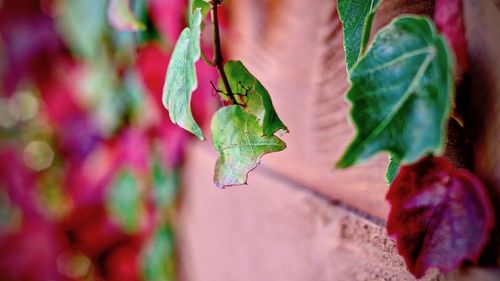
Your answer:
193;0;210;19
141;226;176;281
211;105;286;188
222;60;288;136
163;8;204;140
385;154;400;184
338;0;383;72
336;16;453;168
108;0;146;32
106;171;144;233
152;161;179;209
59;0;108;58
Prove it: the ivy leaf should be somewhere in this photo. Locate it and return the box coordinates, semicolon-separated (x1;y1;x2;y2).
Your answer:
387;157;495;278
222;60;288;136
59;0;108;58
385;154;400;184
107;0;146;32
336;16;453;169
106;170;145;234
162;8;204;140
211;105;286;188
141;226;176;281
338;0;383;72
151;160;179;209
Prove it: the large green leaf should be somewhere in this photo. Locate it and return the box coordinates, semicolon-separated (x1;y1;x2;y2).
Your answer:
211;105;286;188
222;60;288;136
162;8;204;139
336;16;453;168
338;0;382;72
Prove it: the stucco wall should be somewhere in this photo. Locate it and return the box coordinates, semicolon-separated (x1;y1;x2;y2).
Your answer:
176;0;500;280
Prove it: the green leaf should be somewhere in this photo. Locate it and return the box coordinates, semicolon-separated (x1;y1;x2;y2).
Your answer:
163;8;204;140
222;60;288;136
108;0;146;32
193;0;210;19
152;161;179;209
211;105;286;188
141;226;176;281
338;0;383;72
336;16;453;169
385;154;400;184
58;0;108;58
106;171;144;233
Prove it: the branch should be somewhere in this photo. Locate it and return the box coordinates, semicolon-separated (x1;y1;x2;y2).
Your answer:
210;0;237;105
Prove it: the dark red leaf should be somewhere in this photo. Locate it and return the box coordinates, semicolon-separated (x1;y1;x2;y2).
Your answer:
136;43;169;110
0;0;67;96
387;157;495;277
0;146;40;217
105;242;142;281
0;218;61;281
434;0;469;72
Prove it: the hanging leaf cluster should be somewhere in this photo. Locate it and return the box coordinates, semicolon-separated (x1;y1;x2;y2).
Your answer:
162;1;287;188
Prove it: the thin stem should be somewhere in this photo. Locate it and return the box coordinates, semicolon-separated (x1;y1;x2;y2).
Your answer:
210;0;237;105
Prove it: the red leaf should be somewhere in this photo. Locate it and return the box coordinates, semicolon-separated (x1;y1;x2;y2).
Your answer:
387;157;495;278
0;218;61;281
135;42;169;115
0;146;40;217
0;0;66;96
148;0;186;44
434;0;469;72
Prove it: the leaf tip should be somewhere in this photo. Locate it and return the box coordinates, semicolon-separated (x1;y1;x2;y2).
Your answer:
335;153;354;169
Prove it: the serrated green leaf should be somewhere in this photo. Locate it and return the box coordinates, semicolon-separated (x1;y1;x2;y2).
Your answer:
211;105;286;188
385;154;400;184
336;16;453;169
338;0;382;72
221;60;288;136
163;8;204;140
106;171;144;233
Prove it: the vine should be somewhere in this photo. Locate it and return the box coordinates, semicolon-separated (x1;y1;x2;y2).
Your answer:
336;0;495;278
159;0;497;277
162;0;287;188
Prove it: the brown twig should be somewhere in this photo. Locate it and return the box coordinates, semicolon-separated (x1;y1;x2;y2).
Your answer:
209;0;237;105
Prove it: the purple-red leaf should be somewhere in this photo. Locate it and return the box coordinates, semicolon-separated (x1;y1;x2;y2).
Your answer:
149;0;186;44
387;157;495;278
434;0;468;73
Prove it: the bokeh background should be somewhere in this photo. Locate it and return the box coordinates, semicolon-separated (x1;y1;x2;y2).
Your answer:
2;1;500;281
0;0;227;280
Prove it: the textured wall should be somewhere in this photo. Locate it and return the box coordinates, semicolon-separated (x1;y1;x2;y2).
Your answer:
177;0;500;280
